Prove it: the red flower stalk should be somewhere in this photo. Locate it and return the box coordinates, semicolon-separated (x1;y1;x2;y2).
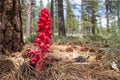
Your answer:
28;8;52;72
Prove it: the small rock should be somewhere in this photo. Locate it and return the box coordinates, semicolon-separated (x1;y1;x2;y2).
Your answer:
74;56;90;62
111;62;119;72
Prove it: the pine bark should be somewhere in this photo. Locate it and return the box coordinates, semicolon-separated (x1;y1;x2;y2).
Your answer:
106;0;109;32
26;0;32;36
0;0;23;54
91;3;95;35
51;0;54;35
81;0;84;34
58;0;66;36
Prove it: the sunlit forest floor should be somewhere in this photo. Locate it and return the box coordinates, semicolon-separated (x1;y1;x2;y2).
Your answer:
0;36;120;80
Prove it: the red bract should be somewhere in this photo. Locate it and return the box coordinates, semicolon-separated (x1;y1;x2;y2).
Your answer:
28;8;52;73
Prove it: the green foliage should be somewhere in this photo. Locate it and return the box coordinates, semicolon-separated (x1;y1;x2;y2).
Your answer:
53;0;58;33
24;33;37;43
65;0;79;33
110;20;119;33
39;0;44;11
32;0;37;18
84;0;100;13
83;21;93;28
52;35;79;43
22;0;39;35
46;0;51;12
83;0;101;34
83;34;105;42
71;17;79;32
21;0;27;34
108;1;120;33
109;1;120;15
101;33;120;66
34;0;44;19
83;34;108;48
107;33;120;54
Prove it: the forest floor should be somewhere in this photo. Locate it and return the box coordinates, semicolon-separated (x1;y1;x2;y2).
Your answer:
0;38;120;80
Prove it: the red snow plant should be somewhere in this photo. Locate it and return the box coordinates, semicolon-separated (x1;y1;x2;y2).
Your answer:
28;8;52;74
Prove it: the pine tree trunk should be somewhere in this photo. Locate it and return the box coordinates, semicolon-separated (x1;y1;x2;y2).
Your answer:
51;0;54;35
58;0;66;36
0;0;23;55
81;0;84;34
91;3;95;35
26;0;32;36
106;0;109;32
66;0;69;33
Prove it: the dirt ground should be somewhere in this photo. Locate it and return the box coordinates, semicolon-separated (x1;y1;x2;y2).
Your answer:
0;41;120;80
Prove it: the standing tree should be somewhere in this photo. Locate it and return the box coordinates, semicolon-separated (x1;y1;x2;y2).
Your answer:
58;0;66;36
0;0;23;54
46;0;51;12
51;0;54;34
21;0;27;34
33;0;44;17
39;0;44;11
26;0;32;36
66;0;79;34
109;1;120;32
54;0;58;33
31;0;37;33
66;0;73;33
106;0;109;32
81;0;84;34
84;0;100;35
91;2;96;34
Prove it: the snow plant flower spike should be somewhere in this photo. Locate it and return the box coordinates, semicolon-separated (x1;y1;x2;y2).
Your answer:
28;8;52;72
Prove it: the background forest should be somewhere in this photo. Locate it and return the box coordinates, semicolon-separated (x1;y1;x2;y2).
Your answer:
23;0;120;46
23;0;120;54
0;0;120;80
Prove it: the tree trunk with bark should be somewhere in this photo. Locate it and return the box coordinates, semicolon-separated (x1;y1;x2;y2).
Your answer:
51;0;54;35
81;0;84;34
0;0;23;55
106;0;109;32
26;0;32;36
91;3;95;35
58;0;66;36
